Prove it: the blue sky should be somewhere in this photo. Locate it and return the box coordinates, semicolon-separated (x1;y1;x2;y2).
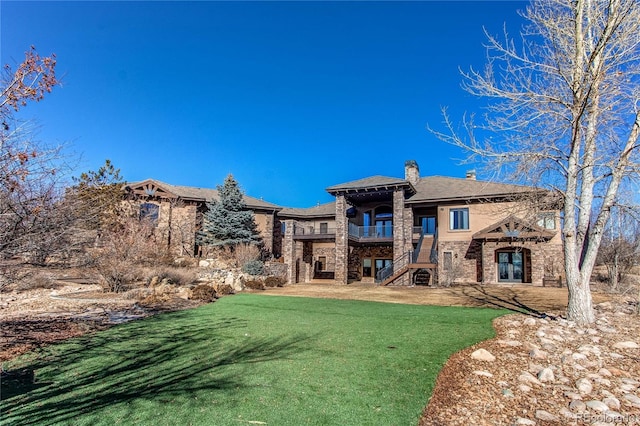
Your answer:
1;1;527;207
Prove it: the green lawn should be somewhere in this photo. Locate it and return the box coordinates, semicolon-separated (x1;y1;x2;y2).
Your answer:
1;295;505;425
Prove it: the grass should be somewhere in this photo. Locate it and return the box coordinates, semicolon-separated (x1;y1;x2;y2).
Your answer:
1;295;506;425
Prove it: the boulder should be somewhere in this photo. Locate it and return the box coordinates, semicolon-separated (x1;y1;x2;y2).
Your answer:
471;349;496;362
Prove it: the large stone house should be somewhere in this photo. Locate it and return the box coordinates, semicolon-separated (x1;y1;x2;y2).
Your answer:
126;161;563;286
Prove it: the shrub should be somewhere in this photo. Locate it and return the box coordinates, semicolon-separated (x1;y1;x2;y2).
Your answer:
213;283;235;295
242;260;264;275
234;243;261;267
264;276;286;287
15;272;61;292
244;279;265;290
122;288;152;300
191;285;218;302
146;268;197;287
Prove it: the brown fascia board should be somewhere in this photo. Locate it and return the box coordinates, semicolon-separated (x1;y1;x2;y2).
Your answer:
405;192;536;205
126;179;281;212
327;183;416;197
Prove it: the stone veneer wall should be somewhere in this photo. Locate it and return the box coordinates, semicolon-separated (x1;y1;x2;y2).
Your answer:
283;219;296;284
254;211;275;256
153;201;198;256
438;240;481;285
393;189;406;271
313;244;336;272
480;241;564;286
348;246;393;282
334;195;348;284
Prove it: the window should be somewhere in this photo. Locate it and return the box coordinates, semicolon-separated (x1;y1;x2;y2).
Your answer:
281;222;286;234
537;212;556;230
375;206;393;237
362;258;372;277
363;211;372;236
319;222;328;234
140;203;159;226
449;208;469;230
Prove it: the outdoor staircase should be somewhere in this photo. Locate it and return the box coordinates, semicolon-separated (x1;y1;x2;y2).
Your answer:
376;231;438;286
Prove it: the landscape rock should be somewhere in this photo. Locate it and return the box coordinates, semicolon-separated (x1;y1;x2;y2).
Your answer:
471;348;496;362
603;397;620;410
569;399;586;412
622;394;640;408
612;341;639;350
529;348;548;360
585;400;610;412
519;371;542;386
537;368;555;383
576;378;593;394
535;410;559;422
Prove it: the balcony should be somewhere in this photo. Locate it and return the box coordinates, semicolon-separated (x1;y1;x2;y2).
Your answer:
348;223;393;242
292;224;336;241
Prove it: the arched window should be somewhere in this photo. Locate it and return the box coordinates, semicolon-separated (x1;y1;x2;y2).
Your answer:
140;203;159;226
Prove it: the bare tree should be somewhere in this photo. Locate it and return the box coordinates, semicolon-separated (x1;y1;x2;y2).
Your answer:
1;47;63;263
597;207;640;291
432;0;640;325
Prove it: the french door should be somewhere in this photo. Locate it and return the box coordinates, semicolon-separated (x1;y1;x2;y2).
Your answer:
497;251;523;282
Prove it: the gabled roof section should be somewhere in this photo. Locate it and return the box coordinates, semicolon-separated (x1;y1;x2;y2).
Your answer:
279;201;336;219
326;175;414;195
407;176;536;204
125;179;281;211
473;215;555;241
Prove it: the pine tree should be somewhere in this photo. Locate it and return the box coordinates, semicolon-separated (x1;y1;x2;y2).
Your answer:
197;174;261;248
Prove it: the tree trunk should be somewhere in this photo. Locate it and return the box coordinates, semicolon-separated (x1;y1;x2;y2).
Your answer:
566;275;595;324
610;254;619;292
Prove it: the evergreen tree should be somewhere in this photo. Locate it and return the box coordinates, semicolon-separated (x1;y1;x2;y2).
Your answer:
197;174;261;248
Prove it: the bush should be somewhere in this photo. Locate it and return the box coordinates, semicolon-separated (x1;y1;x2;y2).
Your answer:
264;276;286;287
244;279;265;290
146;268;198;287
15;272;61;292
213;283;235;295
234;243;261;267
191;285;218;302
242;260;264;275
122;288;152;300
96;262;144;293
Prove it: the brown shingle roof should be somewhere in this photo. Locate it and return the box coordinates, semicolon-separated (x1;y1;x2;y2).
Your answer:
408;176;534;203
278;202;336;218
326;175;411;193
127;179;281;210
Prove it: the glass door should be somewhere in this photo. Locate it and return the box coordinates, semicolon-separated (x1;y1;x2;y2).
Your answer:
498;251;523;282
375;259;393;277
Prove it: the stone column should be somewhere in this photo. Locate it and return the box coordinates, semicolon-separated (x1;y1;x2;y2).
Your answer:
283;220;295;284
404;206;414;254
393;189;406;271
334;194;348;284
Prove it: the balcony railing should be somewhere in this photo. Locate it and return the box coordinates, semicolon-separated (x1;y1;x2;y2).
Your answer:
293;225;335;237
348;223;393;240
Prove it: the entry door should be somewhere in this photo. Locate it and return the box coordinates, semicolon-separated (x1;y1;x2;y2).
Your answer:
498;252;523;282
375;259;392;277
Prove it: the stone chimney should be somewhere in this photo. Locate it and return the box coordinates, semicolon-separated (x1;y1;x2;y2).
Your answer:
466;169;477;180
404;160;420;186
